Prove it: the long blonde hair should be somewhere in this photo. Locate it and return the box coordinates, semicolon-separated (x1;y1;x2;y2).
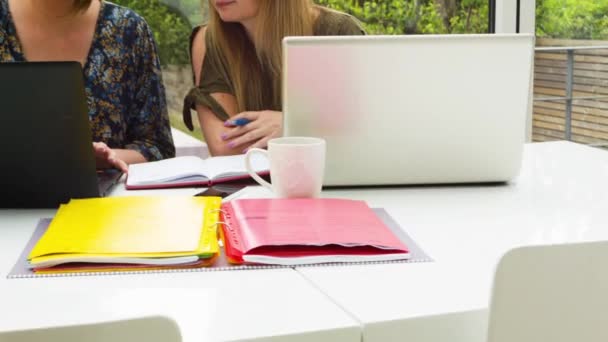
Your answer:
206;0;315;113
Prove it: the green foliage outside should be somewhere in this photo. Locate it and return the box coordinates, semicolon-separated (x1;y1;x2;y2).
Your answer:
112;0;192;65
113;0;493;66
536;0;608;40
113;0;607;140
316;0;608;39
316;0;488;34
112;0;608;67
159;0;206;26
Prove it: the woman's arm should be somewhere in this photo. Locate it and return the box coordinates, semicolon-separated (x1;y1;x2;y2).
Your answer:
114;149;146;164
191;27;244;156
191;28;282;155
92;142;128;172
123;18;176;162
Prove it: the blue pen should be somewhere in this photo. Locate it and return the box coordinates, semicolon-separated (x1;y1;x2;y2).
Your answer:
232;118;251;126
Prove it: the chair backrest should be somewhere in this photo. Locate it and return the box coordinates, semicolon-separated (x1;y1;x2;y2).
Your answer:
487;241;608;342
0;316;181;342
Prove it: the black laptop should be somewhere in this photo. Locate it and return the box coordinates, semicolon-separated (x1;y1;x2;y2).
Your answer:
0;62;121;208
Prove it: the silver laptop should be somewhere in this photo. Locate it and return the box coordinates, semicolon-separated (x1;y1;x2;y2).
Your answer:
283;34;535;186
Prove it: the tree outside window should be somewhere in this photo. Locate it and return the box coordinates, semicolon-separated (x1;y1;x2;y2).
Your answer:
112;0;491;139
533;0;608;146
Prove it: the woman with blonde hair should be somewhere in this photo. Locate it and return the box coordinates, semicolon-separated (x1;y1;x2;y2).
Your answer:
0;0;175;171
183;0;364;156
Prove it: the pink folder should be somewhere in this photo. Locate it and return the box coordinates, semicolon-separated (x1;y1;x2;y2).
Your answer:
220;198;410;265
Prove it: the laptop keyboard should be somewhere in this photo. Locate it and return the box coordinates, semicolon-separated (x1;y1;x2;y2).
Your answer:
97;170;122;196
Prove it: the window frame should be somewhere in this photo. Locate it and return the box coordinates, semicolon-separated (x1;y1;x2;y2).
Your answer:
490;0;536;34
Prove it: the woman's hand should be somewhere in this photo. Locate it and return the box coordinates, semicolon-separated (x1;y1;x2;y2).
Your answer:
93;142;128;172
221;110;282;152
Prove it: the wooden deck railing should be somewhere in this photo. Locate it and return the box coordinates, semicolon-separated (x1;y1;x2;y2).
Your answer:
534;38;608;146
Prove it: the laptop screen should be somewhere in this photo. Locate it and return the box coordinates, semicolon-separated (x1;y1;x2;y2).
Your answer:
283;34;534;186
0;62;102;208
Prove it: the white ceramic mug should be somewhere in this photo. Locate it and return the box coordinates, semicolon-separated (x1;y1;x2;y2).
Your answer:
245;137;326;198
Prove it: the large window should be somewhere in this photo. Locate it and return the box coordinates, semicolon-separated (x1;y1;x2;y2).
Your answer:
117;0;492;140
317;0;489;34
113;0;207;140
533;0;608;146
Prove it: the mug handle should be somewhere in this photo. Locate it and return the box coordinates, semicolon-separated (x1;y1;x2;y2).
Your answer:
245;148;273;191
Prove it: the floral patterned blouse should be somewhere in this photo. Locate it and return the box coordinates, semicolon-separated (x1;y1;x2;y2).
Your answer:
0;0;175;161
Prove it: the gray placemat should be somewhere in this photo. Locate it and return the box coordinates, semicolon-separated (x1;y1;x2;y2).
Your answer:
7;209;432;279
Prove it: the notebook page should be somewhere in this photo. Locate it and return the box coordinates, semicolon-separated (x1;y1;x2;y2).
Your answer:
205;154;269;180
32;255;199;268
244;252;410;265
230;199;408;252
127;156;207;185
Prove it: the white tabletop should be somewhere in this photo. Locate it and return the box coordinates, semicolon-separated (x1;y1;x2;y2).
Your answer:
0;213;360;341
107;177;205;197
296;141;608;342
171;127;209;159
2;141;606;341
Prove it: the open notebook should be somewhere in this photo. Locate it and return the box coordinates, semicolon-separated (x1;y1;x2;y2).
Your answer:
220;198;410;265
126;154;269;190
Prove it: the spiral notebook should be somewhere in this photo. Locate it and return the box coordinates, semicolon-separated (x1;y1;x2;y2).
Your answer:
7;208;432;279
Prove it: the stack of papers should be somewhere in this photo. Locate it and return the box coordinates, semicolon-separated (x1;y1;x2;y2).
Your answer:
28;196;222;273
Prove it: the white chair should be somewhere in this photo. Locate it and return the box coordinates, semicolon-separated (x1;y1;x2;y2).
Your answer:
0;316;181;342
487;241;608;342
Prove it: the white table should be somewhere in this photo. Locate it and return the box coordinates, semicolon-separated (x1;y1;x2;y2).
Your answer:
172;127;209;159
2;141;607;341
296;141;608;341
0;212;360;341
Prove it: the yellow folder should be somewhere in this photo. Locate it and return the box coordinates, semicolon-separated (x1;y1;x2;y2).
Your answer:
29;196;221;267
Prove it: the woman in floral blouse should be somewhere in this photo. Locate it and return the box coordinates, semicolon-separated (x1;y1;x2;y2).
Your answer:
0;0;175;171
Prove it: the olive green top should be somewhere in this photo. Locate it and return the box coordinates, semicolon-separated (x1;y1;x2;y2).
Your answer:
182;6;366;130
